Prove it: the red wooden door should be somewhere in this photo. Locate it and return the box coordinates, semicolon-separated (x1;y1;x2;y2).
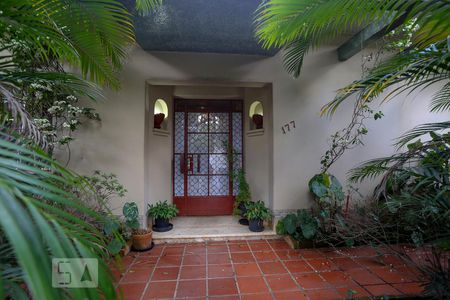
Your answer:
173;99;243;216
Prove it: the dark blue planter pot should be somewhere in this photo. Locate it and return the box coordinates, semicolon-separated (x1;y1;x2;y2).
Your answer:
248;219;264;232
152;218;173;232
238;202;249;225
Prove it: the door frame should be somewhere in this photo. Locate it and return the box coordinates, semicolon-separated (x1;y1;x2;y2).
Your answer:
172;98;244;216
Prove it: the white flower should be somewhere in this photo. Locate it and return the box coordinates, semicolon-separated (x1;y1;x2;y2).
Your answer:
34;118;51;129
48;106;62;114
63;122;71;128
68;105;82;115
66;95;77;102
55;100;67;106
34;91;43;100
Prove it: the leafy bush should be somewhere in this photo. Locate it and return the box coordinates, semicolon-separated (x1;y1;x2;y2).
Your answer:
309;173;344;206
277;210;319;241
147;200;179;220
420;247;450;299
69;171;128;255
233;169;253;215
277;175;344;244
83;171;127;206
123;202;140;230
244;201;271;221
348;129;450;247
308;173;345;235
235;169;251;205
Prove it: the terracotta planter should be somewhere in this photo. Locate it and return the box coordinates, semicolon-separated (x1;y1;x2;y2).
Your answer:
132;230;153;251
154;113;165;129
252;114;263;129
119;240;133;256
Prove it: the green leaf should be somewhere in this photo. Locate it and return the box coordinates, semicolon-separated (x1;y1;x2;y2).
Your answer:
276;220;286;235
411;231;424;247
300;222;317;240
123;202;140;230
311;181;328;198
104;217;120;236
345;239;355;247
283;214;298;235
107;239;123;255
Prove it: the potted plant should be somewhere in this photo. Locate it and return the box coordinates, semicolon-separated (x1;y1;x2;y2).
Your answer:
154;113;165;129
148;200;179;232
234;169;252;225
252;114;263;129
244;201;271;232
123;202;153;251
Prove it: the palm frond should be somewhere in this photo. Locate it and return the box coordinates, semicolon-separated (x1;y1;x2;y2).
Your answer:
430;82;450;112
348;154;406;182
0;130;117;299
321;43;450;115
394;121;450;149
256;0;450;76
0;84;45;147
0;0;135;87
0;70;103;147
135;0;162;16
283;38;310;78
1;71;104;101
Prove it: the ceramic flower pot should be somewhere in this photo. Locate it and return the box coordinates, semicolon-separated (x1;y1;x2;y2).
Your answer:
119;239;133;256
252;114;263;129
248;218;264;232
154;113;165;129
132;229;153;251
153;218;173;232
238;202;249;225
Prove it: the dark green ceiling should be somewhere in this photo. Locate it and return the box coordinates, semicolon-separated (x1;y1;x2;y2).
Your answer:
123;0;278;56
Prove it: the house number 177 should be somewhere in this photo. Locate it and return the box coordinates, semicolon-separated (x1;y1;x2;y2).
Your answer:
282;120;296;134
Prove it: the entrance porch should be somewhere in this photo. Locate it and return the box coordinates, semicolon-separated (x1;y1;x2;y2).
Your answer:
153;216;278;244
145;80;274;221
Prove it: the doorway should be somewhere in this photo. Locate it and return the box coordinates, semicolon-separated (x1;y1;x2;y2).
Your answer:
173;99;243;216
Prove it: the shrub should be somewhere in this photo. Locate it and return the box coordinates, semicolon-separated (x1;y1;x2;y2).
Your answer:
147;200;179;220
309;173;344;212
244;201;271;221
70;171;128;255
277;210;319;241
235;169;251;205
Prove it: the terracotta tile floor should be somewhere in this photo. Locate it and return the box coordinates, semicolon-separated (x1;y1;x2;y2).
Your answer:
113;239;427;299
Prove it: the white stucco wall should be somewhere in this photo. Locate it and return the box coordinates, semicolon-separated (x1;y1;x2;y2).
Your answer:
61;45;449;216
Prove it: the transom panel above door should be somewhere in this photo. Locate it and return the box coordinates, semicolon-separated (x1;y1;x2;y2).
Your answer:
173;99;243;216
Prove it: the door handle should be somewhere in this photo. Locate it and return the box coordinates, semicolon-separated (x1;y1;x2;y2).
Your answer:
180;154;185;174
197;154;201;173
188;156;193;173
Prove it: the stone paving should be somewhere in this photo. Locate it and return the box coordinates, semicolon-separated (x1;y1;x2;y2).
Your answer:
112;239;426;299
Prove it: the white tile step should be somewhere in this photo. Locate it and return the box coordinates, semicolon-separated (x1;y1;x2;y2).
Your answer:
151;216;279;244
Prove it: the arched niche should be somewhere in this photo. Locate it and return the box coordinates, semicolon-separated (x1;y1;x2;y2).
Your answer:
154;98;168;129
249;101;264;130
